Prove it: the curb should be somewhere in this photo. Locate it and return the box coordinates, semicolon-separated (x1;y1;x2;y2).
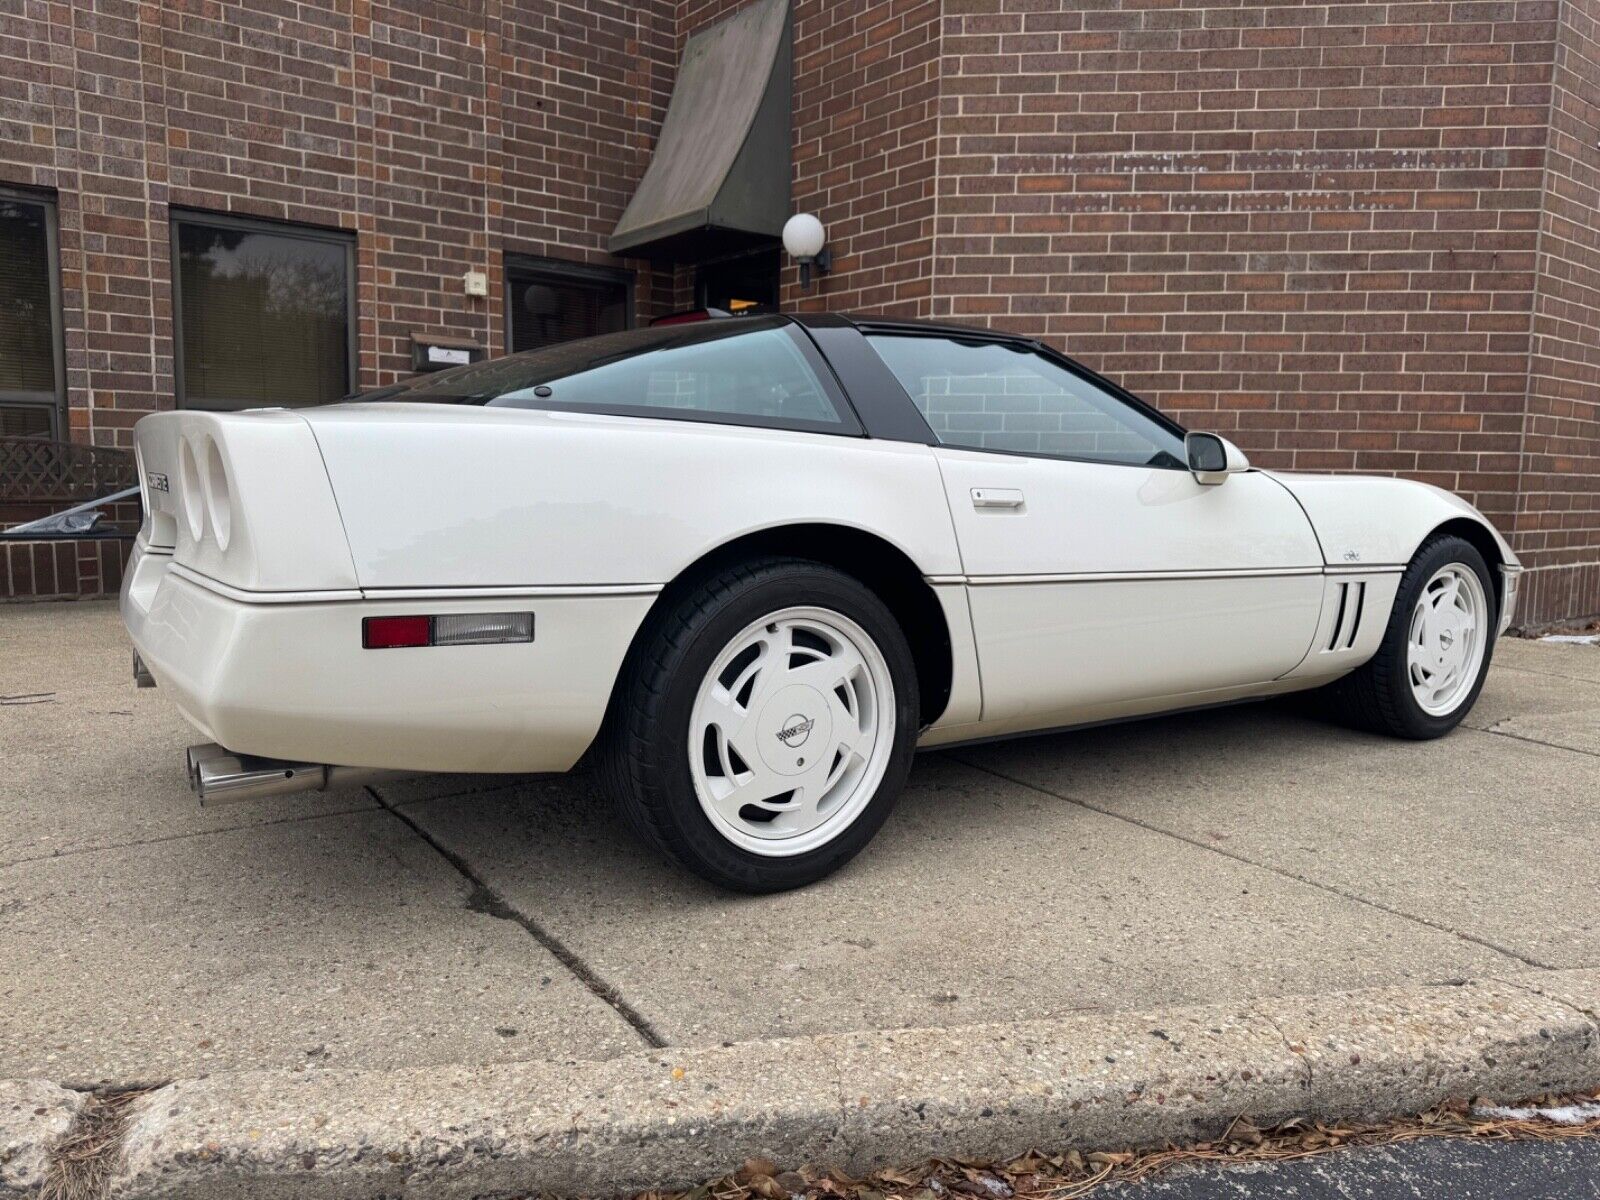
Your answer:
0;1080;83;1198
9;969;1599;1199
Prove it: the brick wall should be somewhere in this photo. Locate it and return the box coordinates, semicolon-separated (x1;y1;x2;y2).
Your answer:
0;0;679;449
1520;0;1600;623
0;538;127;602
926;0;1559;544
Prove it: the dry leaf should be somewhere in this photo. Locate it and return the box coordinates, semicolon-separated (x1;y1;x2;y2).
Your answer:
737;1160;780;1185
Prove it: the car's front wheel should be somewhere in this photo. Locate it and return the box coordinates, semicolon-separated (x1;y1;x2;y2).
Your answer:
1319;534;1498;739
600;558;919;892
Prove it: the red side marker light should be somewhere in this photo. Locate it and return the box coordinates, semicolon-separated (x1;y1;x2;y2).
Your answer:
362;612;534;649
362;615;431;649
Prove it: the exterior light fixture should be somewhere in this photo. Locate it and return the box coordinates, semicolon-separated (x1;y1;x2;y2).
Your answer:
782;213;831;289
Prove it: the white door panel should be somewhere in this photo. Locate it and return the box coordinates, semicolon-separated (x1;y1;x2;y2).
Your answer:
937;449;1322;576
934;449;1325;728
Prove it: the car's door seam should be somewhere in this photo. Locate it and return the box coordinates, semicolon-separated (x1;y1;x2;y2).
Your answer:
1258;468;1342;678
927;449;986;723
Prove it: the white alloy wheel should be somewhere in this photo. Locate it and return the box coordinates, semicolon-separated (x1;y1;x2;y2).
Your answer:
688;605;895;857
1406;563;1488;716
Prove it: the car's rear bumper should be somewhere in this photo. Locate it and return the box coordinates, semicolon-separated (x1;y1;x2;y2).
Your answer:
121;542;655;773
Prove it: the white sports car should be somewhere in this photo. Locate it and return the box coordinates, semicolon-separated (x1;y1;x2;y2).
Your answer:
123;313;1522;891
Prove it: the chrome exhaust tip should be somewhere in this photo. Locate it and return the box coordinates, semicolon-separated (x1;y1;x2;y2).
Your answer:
185;743;410;806
185;742;235;792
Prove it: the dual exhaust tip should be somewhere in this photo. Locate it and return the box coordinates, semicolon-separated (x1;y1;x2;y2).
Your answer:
185;743;408;805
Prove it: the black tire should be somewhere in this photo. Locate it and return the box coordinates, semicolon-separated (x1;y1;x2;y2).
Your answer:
1317;535;1497;739
598;557;919;893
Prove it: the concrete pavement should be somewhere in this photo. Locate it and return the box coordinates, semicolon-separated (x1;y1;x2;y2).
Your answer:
2;600;1597;1082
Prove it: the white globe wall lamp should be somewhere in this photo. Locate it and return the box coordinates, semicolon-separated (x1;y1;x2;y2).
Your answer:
782;213;832;290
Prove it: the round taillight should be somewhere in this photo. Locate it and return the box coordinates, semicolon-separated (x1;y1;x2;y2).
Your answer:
178;437;205;543
202;438;232;551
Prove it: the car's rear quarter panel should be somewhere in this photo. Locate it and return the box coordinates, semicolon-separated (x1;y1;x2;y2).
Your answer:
301;404;963;589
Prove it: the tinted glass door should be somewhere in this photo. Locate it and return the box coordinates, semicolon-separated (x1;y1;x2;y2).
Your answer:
697;248;780;315
506;262;629;353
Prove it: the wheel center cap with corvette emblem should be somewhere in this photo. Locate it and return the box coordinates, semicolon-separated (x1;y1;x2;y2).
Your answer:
757;685;831;776
777;714;814;748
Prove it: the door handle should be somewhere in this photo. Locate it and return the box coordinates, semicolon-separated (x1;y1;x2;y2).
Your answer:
971;488;1025;510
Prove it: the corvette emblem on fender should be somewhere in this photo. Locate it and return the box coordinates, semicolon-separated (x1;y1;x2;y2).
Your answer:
775;716;815;748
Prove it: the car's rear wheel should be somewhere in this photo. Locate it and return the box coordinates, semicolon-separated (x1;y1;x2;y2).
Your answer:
1318;534;1497;739
600;558;918;892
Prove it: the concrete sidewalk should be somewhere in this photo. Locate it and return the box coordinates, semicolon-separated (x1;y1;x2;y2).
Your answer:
2;600;1597;1086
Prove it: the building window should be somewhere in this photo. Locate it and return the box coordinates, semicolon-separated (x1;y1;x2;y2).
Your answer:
172;213;354;410
697;248;780;315
0;188;64;439
505;257;631;354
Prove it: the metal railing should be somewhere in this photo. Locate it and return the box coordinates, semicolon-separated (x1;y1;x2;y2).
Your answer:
0;436;136;503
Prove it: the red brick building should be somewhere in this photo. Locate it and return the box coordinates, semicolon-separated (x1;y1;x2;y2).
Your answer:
1;0;1596;626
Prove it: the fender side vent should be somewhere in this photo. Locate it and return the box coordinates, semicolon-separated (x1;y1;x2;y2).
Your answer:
1345;581;1366;649
1327;581;1367;651
1327;583;1349;651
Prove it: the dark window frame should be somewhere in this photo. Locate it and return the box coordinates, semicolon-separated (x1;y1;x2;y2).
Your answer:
169;208;357;411
0;184;67;439
502;253;634;355
857;324;1191;471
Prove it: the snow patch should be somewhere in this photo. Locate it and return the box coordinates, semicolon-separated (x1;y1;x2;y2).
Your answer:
1539;634;1600;644
1472;1101;1600;1125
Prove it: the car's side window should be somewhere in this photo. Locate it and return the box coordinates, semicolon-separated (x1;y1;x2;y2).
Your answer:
867;334;1187;468
489;322;850;433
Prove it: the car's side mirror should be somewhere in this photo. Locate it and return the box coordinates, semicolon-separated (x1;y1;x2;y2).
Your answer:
1186;432;1250;485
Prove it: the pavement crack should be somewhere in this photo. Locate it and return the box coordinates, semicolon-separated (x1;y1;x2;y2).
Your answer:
366;786;667;1049
1497;976;1600;1032
954;757;1554;972
1257;1009;1313;1090
41;1084;155;1200
1465;725;1600;762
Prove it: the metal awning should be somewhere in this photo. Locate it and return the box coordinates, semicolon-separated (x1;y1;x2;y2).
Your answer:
608;0;791;261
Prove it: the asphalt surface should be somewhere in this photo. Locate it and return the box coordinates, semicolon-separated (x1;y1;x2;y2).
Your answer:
3;601;1598;1082
1113;1134;1600;1198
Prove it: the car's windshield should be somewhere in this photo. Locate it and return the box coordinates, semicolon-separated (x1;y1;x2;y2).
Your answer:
352;317;852;433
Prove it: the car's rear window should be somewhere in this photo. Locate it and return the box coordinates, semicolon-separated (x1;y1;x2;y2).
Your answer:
360;317;857;436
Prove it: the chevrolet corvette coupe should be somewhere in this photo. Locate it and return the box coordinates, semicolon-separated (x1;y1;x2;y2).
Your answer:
123;314;1521;891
